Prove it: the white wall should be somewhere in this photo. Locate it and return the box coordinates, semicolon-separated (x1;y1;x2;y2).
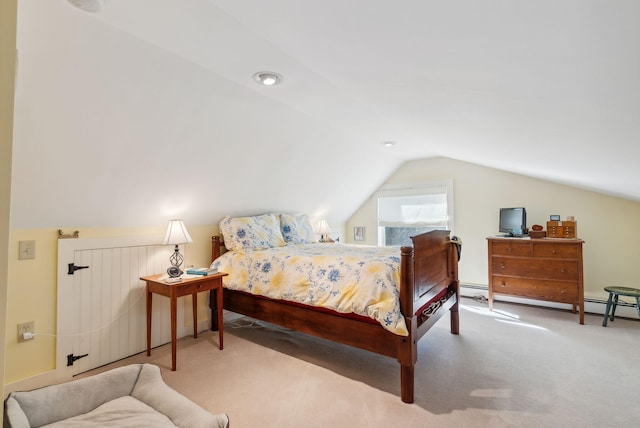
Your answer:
347;157;640;301
11;1;401;230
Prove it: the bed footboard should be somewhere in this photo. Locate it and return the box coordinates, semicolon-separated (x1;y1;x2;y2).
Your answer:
406;230;460;338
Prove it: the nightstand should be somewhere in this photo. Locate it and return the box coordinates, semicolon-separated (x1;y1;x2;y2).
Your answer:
140;272;228;370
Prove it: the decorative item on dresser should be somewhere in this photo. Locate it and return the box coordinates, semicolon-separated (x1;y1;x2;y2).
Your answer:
528;224;546;239
487;237;585;324
546;220;577;238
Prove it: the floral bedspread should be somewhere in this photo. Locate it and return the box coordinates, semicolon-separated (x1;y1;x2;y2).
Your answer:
211;243;409;336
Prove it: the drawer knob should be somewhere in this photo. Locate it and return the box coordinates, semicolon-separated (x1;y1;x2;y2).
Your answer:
560;289;566;294
551;249;557;254
507;247;513;252
560;268;567;273
500;263;506;269
500;281;506;287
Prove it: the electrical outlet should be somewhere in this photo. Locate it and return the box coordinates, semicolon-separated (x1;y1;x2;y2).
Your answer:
17;321;35;342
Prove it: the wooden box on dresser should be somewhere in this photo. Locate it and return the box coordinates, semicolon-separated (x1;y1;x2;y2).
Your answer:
487;237;585;324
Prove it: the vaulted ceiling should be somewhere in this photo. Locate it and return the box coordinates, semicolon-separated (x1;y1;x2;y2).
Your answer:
11;0;640;229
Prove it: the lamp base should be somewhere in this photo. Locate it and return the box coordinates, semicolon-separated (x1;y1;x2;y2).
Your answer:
167;245;184;277
167;266;182;278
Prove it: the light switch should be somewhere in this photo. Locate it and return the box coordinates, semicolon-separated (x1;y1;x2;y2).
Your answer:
19;240;36;260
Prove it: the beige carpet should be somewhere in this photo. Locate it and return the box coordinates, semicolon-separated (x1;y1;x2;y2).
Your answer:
85;298;640;428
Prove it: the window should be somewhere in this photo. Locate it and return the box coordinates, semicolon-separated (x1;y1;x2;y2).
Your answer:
377;180;454;246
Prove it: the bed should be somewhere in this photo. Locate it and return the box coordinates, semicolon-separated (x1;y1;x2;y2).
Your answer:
208;213;460;403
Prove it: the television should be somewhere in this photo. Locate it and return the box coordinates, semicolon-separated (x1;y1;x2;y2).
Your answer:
499;207;527;237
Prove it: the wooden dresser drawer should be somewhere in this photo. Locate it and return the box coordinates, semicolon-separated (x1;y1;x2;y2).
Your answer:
532;242;580;258
491;275;578;303
491;257;578;281
490;241;531;256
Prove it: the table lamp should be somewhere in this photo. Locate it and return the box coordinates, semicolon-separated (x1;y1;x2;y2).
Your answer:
316;219;332;243
162;220;193;277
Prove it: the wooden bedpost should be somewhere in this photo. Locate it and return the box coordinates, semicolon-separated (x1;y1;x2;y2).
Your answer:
449;239;460;335
400;364;415;404
210;236;222;332
399;245;415;317
399;245;417;403
211;235;221;261
398;230;461;402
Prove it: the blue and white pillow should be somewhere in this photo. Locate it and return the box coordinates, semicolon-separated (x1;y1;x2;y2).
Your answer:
280;213;316;245
219;214;286;251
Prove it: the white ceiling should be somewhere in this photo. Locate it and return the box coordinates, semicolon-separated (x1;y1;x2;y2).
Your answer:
10;0;640;229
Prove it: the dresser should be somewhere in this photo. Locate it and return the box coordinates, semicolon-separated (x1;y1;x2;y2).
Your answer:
487;237;584;324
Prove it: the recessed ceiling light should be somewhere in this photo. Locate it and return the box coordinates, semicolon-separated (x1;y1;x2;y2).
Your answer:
252;72;282;86
381;141;397;147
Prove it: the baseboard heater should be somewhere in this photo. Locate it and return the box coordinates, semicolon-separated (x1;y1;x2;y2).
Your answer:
459;283;639;320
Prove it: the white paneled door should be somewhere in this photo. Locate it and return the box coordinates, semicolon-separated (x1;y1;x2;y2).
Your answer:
57;236;183;380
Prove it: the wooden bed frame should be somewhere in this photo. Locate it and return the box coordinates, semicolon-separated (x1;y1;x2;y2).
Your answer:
209;230;460;403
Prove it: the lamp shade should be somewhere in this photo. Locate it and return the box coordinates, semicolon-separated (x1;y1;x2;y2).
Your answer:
161;220;193;245
316;220;331;235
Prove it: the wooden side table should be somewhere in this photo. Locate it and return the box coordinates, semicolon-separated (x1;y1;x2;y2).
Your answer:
140;272;228;371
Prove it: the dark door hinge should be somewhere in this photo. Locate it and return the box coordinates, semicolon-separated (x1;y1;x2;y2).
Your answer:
67;263;89;275
66;353;89;366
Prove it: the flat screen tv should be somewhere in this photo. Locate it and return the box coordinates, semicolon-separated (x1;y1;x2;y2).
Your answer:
499;207;527;237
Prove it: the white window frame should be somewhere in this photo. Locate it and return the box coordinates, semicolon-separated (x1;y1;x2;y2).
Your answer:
376;179;454;246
